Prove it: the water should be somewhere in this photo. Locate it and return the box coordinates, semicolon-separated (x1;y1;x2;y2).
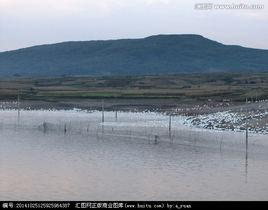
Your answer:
0;110;268;200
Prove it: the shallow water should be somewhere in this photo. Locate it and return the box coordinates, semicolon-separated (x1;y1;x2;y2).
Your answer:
0;110;268;200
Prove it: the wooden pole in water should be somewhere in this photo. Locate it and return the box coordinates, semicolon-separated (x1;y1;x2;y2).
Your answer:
17;89;20;124
169;115;172;134
64;123;67;133
115;110;118;121
154;135;159;144
246;128;249;153
102;99;105;123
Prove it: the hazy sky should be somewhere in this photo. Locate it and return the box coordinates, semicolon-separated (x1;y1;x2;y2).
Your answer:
0;0;267;51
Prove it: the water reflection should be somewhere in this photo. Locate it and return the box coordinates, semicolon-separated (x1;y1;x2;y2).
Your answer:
245;134;249;184
0;110;268;200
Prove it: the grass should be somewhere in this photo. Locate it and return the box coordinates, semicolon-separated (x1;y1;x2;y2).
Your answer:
0;72;267;102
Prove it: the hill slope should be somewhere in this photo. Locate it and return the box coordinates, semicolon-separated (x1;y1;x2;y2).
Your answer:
0;34;268;76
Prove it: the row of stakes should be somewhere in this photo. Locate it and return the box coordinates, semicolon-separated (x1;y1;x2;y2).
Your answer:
16;94;249;147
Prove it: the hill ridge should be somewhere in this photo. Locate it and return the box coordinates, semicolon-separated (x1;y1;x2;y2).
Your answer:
0;34;267;76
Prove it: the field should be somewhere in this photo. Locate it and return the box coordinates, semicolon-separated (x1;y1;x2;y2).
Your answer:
0;73;267;104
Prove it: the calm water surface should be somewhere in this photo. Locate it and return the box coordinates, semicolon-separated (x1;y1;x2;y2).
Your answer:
0;110;268;200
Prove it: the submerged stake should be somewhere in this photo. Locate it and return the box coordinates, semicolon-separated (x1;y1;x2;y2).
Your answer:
17;90;20;124
102;100;105;123
154;135;159;144
246;128;249;152
169;115;172;136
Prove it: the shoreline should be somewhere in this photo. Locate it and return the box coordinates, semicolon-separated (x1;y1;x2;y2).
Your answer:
1;99;267;134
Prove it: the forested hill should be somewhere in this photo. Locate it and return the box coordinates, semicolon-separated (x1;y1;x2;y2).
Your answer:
0;34;267;76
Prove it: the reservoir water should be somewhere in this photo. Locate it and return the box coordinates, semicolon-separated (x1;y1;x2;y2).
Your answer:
0;110;268;200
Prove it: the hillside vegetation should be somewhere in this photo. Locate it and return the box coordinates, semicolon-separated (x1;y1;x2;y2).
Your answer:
0;35;268;76
0;73;267;102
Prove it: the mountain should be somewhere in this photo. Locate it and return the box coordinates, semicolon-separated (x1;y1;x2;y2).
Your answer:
0;34;268;76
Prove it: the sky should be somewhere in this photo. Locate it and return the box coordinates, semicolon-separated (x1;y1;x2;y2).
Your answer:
0;0;267;52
